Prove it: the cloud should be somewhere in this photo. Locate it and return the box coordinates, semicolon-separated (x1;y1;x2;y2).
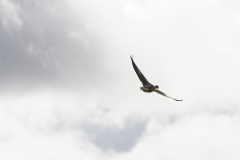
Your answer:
0;0;118;92
116;113;240;160
0;0;22;32
1;92;240;160
1;0;240;160
0;108;102;160
82;118;148;152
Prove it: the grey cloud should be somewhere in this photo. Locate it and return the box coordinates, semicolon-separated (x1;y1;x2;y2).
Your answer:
0;0;112;92
0;0;22;32
81;119;148;152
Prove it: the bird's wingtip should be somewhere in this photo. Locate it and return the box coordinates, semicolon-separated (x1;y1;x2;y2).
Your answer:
130;55;133;58
172;97;183;101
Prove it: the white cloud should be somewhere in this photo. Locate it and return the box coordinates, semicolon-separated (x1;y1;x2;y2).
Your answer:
0;109;101;160
112;114;240;160
1;89;240;159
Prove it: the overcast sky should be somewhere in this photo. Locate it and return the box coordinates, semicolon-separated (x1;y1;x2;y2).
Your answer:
1;0;240;159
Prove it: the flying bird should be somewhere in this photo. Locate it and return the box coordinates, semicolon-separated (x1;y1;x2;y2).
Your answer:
130;55;182;101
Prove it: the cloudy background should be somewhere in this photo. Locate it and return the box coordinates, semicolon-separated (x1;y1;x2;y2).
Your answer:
1;0;240;159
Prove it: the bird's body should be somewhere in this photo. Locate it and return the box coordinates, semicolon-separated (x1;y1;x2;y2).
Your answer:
130;56;182;101
140;84;156;93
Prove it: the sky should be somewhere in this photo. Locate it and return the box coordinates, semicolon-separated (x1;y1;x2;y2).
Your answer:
1;0;240;159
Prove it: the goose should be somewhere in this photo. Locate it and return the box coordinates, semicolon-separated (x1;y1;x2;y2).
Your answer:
130;55;182;101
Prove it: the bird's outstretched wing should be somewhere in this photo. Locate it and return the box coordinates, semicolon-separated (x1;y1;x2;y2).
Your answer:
130;55;150;85
154;90;182;101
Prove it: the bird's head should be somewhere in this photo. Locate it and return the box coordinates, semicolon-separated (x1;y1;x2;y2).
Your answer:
155;85;159;89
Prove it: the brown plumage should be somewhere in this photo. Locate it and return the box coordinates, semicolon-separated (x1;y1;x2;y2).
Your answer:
130;55;182;101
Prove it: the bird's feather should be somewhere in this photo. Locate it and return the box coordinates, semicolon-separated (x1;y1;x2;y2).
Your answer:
154;90;182;101
130;56;150;85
